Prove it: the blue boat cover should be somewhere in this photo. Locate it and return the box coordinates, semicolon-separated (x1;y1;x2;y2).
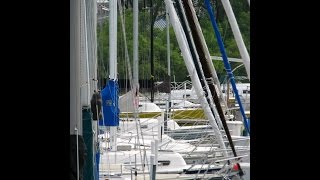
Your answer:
99;79;119;126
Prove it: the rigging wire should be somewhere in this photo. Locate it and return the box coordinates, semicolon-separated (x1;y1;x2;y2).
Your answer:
118;1;150;177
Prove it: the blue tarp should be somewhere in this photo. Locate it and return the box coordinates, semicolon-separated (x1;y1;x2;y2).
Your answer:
95;151;100;180
99;79;119;126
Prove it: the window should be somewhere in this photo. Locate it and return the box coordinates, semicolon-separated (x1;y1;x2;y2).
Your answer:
243;90;250;94
158;160;170;166
183;94;191;98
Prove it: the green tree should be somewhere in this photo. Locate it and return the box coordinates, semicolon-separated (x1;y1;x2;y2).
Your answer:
97;0;250;84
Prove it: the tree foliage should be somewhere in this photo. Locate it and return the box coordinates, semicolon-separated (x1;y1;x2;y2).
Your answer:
97;0;250;83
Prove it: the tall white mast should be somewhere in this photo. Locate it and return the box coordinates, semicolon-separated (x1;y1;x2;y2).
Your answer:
166;7;170;80
164;3;171;131
81;0;91;106
109;0;117;151
70;0;82;136
221;0;250;80
133;0;139;91
109;0;117;80
70;1;82;179
165;0;227;157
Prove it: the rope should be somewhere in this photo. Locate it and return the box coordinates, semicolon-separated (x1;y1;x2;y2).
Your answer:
117;1;149;179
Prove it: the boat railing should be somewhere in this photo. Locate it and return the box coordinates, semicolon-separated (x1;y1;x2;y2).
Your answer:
171;80;193;90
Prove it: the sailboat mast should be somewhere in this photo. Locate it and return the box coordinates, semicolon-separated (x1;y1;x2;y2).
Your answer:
220;0;250;80
165;0;228;157
133;0;139;90
150;0;154;102
164;4;171;132
205;0;250;134
109;0;117;80
70;1;85;180
83;0;91;106
181;0;241;159
109;0;118;151
70;0;82;137
175;0;224;130
183;0;232;119
166;10;170;79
